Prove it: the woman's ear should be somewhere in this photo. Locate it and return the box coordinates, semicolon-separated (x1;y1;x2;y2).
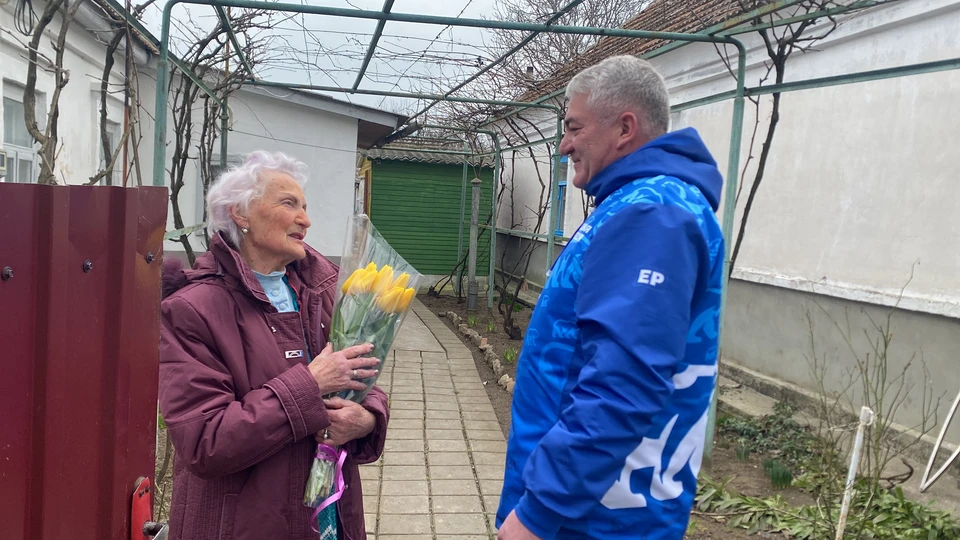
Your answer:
228;205;248;231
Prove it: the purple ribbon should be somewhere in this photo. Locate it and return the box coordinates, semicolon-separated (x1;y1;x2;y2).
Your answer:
310;444;347;532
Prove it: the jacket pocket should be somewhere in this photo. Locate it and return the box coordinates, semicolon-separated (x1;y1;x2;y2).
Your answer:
218;493;238;540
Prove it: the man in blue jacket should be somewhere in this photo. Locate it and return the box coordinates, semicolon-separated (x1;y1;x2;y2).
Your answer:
496;55;725;539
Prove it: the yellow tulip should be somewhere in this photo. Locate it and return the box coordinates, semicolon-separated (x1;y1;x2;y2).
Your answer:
348;267;377;295
374;265;395;296
391;273;410;290
341;268;363;294
365;262;377;272
375;286;404;312
397;287;416;312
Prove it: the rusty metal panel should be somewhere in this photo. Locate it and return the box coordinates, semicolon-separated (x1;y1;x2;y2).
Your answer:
0;184;168;540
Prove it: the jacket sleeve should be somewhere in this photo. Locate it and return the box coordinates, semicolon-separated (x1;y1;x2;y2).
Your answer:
344;385;389;464
513;204;706;538
159;295;330;479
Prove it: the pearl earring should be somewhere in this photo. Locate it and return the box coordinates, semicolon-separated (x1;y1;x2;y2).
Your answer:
241;227;249;234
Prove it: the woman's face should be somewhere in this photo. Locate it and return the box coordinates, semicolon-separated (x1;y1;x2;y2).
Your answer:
233;171;311;273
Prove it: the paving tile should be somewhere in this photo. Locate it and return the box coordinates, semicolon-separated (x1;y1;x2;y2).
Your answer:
431;479;480;496
425;418;463;430
389;418;425;430
427;439;468;452
381;480;429;496
473;464;505;480
463;420;501;431
479;479;503;496
429;464;477;480
387;429;425;441
382;465;428;481
434;513;489;534
389;408;424;420
426;409;460;420
359;466;380;482
458;396;493;404
436;536;489;540
459;403;495;413
379;495;430;514
461;414;499;426
389;393;425;402
426;429;466;441
391;400;426;411
427;452;471;466
426;400;460;411
487;514;498;532
465;430;504;441
470;451;506;465
362;480;380;497
481;495;500;513
365;513;377;533
432;495;484;514
378;514;432;535
384;452;426;466
384;439;425;452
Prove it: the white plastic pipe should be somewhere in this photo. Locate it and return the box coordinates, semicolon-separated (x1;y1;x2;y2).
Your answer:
835;406;875;540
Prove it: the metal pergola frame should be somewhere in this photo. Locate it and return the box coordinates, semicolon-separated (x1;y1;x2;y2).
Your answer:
149;0;960;465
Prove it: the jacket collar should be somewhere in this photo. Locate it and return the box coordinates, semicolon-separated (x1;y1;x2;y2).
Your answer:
188;232;339;303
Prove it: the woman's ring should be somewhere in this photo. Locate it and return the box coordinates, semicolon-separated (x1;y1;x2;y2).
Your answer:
323;429;330;440
353;369;358;378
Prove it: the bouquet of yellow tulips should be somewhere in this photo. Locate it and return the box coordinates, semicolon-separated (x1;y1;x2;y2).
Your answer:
305;215;422;526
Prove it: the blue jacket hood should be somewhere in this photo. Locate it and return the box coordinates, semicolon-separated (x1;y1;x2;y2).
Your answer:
585;127;723;210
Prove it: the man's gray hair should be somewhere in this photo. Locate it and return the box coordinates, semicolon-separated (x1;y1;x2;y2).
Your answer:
565;55;670;136
206;150;309;247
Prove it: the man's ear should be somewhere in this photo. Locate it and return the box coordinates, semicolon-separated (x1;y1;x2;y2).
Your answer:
228;206;248;230
616;111;641;150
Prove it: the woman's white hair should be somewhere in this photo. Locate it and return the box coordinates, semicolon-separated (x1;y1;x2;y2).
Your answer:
206;150;309;247
565;55;670;136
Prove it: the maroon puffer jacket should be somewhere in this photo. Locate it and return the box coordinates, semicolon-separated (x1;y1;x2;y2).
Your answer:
159;233;388;540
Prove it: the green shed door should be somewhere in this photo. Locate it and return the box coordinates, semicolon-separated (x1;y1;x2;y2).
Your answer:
370;160;494;276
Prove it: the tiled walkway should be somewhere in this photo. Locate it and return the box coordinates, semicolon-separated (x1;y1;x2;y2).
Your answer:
362;300;506;540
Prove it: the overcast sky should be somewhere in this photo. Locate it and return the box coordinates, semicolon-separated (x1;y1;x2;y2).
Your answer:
140;0;512;111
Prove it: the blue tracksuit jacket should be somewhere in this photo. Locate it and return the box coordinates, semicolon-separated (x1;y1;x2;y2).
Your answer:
496;127;725;539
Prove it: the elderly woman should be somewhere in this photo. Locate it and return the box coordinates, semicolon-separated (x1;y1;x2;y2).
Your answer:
159;150;388;540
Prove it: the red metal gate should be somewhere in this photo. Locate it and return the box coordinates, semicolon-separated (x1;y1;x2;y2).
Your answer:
0;184;168;540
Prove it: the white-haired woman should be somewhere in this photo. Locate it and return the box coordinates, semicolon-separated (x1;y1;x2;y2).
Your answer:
159;150;388;540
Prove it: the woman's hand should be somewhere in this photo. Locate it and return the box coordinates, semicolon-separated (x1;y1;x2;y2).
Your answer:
315;398;376;446
308;343;380;396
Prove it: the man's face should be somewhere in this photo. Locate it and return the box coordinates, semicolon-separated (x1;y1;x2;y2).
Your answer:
559;93;623;189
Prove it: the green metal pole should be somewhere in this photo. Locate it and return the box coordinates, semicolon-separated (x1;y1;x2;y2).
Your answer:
489;138;501;309
214;5;255;76
352;0;396;90
703;37;747;468
456;141;469;296
152;2;175;187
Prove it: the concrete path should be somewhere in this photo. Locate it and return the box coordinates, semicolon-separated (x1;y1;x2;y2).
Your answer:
362;300;506;540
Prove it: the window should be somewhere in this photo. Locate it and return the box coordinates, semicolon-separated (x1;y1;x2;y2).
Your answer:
555;155;568;237
2;81;44;184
